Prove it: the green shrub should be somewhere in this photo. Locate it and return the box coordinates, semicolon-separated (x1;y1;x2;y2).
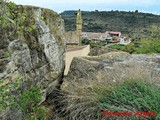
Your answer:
4;50;12;57
136;38;160;54
15;86;45;120
17;87;41;113
0;77;45;120
61;79;160;120
109;44;125;51
90;41;106;48
110;38;160;54
82;38;91;45
98;80;160;119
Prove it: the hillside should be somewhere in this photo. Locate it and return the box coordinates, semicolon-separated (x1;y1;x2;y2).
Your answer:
61;10;160;36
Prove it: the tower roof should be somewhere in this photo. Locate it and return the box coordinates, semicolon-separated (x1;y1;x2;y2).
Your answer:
76;9;82;24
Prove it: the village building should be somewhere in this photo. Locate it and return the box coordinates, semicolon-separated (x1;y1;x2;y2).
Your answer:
82;32;106;41
108;32;121;37
81;31;131;45
119;37;131;45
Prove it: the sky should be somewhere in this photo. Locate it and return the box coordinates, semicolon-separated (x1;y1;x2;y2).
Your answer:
11;0;160;15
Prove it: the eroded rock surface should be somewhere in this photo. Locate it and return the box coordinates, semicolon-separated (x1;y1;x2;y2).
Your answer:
63;52;160;90
0;5;65;119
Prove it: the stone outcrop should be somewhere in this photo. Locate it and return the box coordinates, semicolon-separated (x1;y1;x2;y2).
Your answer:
0;5;65;119
63;52;160;90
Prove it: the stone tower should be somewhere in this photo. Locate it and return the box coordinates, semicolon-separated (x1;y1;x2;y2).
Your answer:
76;9;82;46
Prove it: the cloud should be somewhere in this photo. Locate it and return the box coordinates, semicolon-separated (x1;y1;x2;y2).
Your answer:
12;0;158;5
12;0;160;13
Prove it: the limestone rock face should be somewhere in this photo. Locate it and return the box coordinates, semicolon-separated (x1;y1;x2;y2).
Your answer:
0;6;65;119
62;52;160;90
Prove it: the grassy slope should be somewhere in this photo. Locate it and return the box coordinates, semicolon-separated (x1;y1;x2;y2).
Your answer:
109;37;160;54
56;79;160;120
97;80;160;119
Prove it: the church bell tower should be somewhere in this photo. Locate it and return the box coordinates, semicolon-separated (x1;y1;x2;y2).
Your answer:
76;9;82;46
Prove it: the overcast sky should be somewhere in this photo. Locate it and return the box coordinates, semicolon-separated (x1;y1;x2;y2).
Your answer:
12;0;160;14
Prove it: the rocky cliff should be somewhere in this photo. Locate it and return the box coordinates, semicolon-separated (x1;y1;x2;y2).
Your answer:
0;5;65;119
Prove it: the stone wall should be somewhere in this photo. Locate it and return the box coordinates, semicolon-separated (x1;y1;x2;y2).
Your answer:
65;31;78;44
64;45;90;75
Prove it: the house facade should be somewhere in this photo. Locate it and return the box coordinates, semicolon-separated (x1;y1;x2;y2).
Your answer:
119;37;131;45
81;31;131;45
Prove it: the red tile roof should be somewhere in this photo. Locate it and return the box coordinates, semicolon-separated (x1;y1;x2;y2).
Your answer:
109;32;121;34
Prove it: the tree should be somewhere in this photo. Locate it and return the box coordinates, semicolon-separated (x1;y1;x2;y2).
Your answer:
82;38;90;45
95;10;99;12
151;25;159;38
135;10;138;13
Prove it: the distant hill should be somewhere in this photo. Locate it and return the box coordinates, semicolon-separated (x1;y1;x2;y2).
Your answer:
61;10;160;36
